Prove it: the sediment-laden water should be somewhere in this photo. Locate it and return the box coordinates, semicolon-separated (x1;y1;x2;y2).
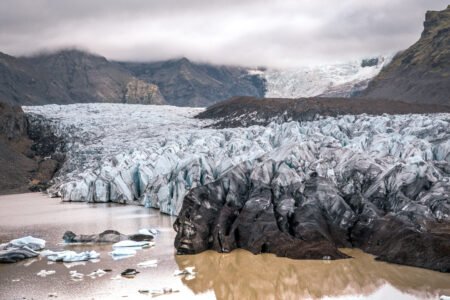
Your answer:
0;193;449;300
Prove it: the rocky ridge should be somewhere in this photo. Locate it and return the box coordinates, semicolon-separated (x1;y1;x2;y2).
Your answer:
197;96;450;128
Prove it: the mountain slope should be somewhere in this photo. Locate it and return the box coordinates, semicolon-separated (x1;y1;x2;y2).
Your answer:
0;49;166;105
120;58;266;107
362;5;450;105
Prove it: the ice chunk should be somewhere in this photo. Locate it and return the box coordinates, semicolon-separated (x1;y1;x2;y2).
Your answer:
109;248;136;260
137;259;158;268
6;236;46;251
37;270;56;277
0;246;39;263
69;270;84;281
138;228;159;236
42;250;100;262
112;240;154;248
87;269;107;278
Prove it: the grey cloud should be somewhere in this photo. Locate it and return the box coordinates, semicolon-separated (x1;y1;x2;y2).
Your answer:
0;0;447;68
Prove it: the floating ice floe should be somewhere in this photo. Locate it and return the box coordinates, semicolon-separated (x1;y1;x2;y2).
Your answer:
37;270;56;277
137;259;158;268
0;236;47;264
109;248;137;260
41;250;100;262
87;269;107;279
0;246;39;263
113;240;154;249
148;287;180;297
138;228;159;237
7;236;46;251
174;266;196;280
64;261;86;268
69;270;84;281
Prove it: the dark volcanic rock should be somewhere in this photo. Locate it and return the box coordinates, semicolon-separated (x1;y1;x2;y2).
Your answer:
174;142;450;272
362;6;450;106
197;96;450;128
120;58;266;107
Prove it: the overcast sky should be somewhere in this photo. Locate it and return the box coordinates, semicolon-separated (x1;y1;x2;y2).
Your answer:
0;0;447;68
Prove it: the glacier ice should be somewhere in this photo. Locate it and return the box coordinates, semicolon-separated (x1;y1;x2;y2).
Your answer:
253;55;392;98
23;103;450;219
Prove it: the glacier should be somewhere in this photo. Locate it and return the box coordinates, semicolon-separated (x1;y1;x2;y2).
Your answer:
253;55;393;98
23;104;449;220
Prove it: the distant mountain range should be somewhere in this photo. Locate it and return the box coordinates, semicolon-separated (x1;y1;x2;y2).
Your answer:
0;50;388;107
0;50;165;106
0;6;448;107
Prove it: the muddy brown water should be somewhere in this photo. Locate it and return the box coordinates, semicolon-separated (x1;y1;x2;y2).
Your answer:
0;193;449;300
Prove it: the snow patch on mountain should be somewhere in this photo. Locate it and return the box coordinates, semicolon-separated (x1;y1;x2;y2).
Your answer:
255;55;393;98
23;104;449;217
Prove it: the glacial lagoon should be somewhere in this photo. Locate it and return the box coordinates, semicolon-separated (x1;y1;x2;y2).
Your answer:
0;193;449;300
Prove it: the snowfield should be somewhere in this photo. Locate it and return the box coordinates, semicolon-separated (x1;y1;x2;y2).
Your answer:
23;104;450;217
255;55;392;98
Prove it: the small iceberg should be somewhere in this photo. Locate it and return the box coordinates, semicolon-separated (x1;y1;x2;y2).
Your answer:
7;236;46;251
112;240;154;249
137;259;158;268
138;228;159;237
37;270;56;277
109;248;137;260
41;250;100;262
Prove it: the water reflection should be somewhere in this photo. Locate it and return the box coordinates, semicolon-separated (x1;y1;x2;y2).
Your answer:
176;249;450;300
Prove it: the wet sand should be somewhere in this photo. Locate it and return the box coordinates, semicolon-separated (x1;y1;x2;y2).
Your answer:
0;193;449;300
